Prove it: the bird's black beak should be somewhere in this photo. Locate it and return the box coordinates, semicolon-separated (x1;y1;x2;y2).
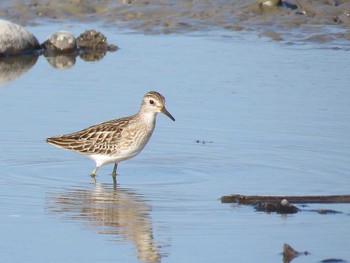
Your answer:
161;107;175;121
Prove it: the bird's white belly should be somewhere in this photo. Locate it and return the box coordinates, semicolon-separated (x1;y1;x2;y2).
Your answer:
88;117;155;167
88;136;151;167
88;146;141;167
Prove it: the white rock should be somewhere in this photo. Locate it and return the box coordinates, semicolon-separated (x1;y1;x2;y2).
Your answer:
0;19;39;56
281;199;289;206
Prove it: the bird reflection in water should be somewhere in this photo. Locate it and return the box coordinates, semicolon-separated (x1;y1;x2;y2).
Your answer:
46;183;164;263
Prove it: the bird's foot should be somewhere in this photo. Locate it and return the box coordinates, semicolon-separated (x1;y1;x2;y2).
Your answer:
90;173;97;183
112;172;117;183
112;175;117;185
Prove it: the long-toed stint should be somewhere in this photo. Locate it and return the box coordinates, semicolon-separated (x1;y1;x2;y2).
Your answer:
46;91;175;182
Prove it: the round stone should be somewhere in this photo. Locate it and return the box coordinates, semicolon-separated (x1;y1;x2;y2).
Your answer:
45;30;77;52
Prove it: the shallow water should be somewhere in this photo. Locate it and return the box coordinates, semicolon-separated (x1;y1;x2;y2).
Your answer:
0;24;350;262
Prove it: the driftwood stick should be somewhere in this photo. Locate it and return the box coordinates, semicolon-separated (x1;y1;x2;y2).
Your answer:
221;194;350;204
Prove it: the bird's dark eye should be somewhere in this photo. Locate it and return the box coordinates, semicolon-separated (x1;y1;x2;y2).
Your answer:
149;100;154;105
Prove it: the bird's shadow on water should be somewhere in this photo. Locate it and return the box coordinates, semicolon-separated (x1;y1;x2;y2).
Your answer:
46;181;166;263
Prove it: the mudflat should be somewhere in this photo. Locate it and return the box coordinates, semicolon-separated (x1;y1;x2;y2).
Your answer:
1;0;349;44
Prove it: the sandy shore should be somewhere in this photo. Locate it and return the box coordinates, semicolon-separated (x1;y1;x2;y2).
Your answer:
0;0;349;44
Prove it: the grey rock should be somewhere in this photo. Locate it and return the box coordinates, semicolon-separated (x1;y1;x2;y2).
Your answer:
0;19;40;56
43;31;77;53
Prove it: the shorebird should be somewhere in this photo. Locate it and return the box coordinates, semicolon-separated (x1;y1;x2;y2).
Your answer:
46;91;175;182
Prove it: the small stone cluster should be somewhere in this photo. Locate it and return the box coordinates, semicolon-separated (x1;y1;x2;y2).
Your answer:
0;19;117;58
42;29;118;55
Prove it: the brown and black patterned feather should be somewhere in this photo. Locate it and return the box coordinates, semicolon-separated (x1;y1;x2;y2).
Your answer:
46;116;133;155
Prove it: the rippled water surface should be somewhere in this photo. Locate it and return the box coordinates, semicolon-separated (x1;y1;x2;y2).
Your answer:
0;25;349;262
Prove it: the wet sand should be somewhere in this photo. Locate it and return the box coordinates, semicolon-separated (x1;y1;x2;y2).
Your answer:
1;0;350;44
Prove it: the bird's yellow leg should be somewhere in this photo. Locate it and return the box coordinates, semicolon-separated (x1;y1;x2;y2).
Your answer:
90;166;99;183
112;163;118;185
112;163;118;177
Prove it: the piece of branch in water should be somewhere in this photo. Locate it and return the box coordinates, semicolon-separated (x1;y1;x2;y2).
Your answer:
221;194;350;214
221;194;350;204
255;199;299;214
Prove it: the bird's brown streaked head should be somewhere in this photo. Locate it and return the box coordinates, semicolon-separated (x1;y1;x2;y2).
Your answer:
141;91;175;121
